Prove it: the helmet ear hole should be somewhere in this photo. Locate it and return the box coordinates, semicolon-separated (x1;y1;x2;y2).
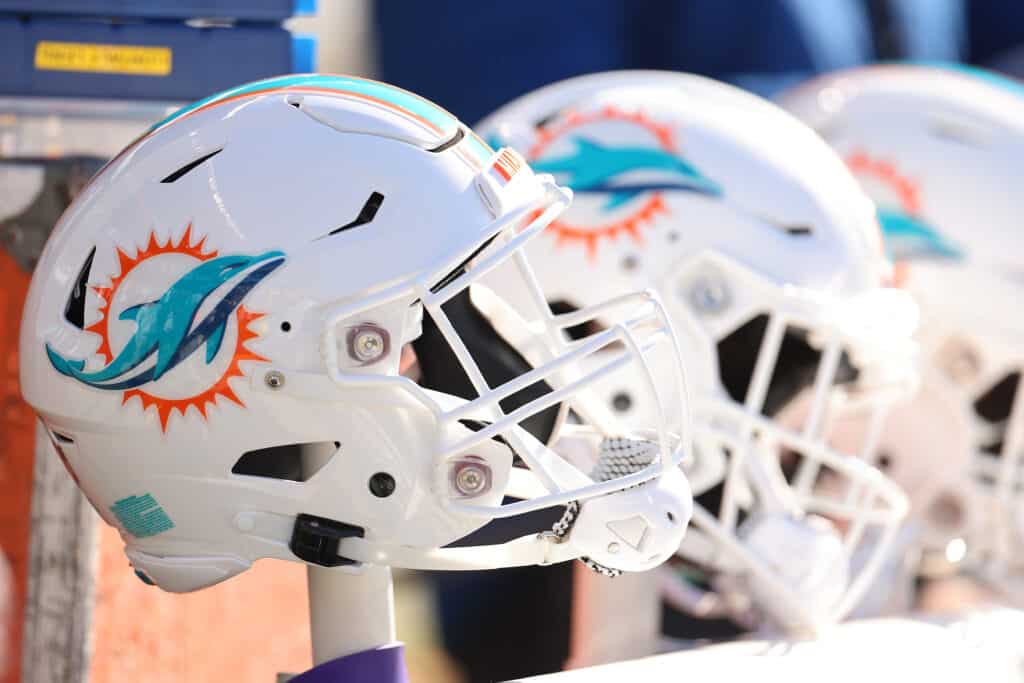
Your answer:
231;441;340;482
927;115;991;147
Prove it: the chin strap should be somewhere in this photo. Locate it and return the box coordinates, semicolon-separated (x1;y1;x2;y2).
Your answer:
551;500;622;578
550;436;660;578
292;436;662;574
333;530;581;570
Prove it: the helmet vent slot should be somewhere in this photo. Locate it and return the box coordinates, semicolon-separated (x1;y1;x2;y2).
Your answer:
51;431;75;445
428;234;498;294
427;127;465;153
319;191;385;239
64;246;96;329
160;148;223;183
535;108;566;130
927;116;990;147
231;441;341;482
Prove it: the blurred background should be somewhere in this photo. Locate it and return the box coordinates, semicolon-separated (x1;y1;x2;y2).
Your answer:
4;1;1024;681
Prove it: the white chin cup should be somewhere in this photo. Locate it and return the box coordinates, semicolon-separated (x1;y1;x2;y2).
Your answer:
739;513;849;626
126;549;251;593
568;466;693;572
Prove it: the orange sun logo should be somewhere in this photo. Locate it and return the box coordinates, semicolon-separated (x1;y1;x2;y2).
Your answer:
527;106;680;259
86;226;270;431
846;150;922;286
846;150;921;214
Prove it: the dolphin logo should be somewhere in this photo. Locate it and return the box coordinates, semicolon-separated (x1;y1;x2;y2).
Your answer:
532;136;721;210
47;250;285;391
877;209;962;262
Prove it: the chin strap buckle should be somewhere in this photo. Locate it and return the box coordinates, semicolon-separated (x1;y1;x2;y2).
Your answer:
290;513;364;567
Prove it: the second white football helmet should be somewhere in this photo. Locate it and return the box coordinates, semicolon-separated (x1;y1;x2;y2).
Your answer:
780;63;1024;602
478;71;915;634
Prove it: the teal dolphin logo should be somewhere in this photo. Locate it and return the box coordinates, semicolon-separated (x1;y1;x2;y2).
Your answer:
532;137;721;210
877;208;962;262
47;250;285;391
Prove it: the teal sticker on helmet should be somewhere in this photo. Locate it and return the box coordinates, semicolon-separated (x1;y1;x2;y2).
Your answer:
111;493;175;538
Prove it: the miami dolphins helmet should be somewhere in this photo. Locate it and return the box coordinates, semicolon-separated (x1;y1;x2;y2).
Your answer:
477;71;915;634
19;75;695;592
780;63;1024;602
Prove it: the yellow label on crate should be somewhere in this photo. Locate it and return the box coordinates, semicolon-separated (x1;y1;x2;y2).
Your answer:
34;41;172;76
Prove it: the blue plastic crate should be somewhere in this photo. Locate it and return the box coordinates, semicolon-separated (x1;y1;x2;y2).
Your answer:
0;16;317;100
0;0;315;21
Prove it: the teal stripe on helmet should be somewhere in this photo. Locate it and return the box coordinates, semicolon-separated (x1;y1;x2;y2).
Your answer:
466;131;496;165
149;75;494;165
892;61;1024;99
152;74;453;134
941;63;1024;100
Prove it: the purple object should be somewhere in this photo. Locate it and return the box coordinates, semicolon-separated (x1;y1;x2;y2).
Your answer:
290;644;409;683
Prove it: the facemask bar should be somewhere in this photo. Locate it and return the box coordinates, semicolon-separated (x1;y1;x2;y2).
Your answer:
679;405;908;629
432;296;675;514
320;178;689;520
422;217;688;516
966;364;1024;577
712;300;912;523
992;376;1024;568
673;296;911;630
504;244;677;435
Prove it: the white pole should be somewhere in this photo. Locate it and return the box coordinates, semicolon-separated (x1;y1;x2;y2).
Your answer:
301;443;397;666
22;421;98;683
306;564;397;666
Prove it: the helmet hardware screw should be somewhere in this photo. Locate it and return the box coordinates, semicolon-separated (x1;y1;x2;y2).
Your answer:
938;339;980;385
611;392;633;413
348;324;390;364
264;370;285;390
688;273;730;315
451;456;492;498
369;472;396;498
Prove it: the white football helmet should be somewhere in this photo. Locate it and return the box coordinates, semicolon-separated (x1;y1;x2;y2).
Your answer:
477;71;915;634
780;63;1024;602
19;75;695;593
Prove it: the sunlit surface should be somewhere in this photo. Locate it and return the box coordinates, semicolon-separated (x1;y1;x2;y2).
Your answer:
945;538;967;564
